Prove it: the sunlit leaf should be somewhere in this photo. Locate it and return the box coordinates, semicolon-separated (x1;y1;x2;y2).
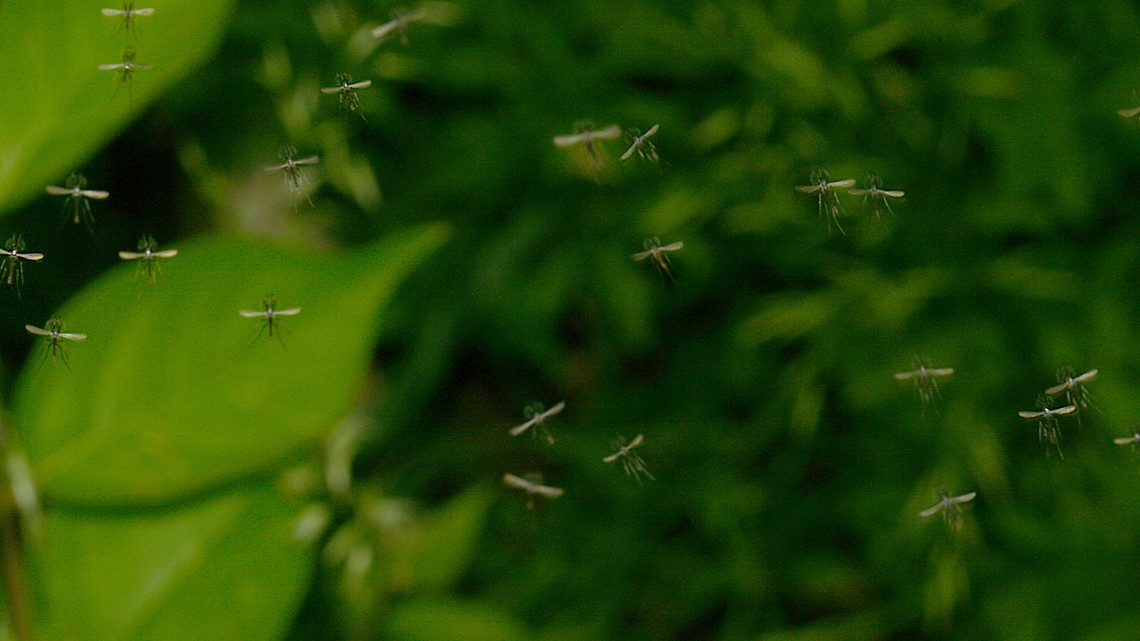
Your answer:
0;0;236;215
30;479;311;641
14;225;449;506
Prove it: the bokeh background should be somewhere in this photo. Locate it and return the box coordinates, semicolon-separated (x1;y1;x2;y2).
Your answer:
3;0;1140;640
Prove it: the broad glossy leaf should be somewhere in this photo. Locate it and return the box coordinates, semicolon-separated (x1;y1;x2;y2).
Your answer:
14;225;449;506
31;479;311;641
0;0;235;215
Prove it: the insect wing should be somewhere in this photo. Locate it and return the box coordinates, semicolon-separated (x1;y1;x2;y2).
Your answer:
1114;434;1140;445
926;368;953;377
132;7;155;15
533;484;564;498
58;332;87;341
879;189;905;198
553;133;585;147
502;473;531;491
602;451;622;463
592;125;621;140
947;492;976;505
1119;106;1140;118
509;417;537;436
263;162;290;173
152;249;178;258
795;184;822;194
292;156;320;167
1044;381;1069;395
25;325;52;337
17;253;43;261
627;433;645;448
102;8;126;16
45;185;75;196
78;189;110;199
542;401;566;419
918;502;945;518
98;62;125;71
348;80;373;90
319;86;342;94
274;307;302;317
894;370;919;380
1052;405;1077;416
658;241;684;252
1075;369;1098;384
1019;410;1043;419
827;179;857;189
239;310;270;318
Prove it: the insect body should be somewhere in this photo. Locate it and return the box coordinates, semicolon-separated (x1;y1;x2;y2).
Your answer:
98;46;151;96
602;434;654;485
632;237;684;282
1019;400;1077;459
919;489;977;532
320;73;373;120
118;234;177;282
554;122;622;173
502;472;563;508
847;174;904;220
620;124;660;163
26;318;87;369
0;235;43;297
101;3;154;36
894;358;954;411
509;401;564;444
1044;368;1097;417
264;146;320;203
240;295;301;345
45;171;108;232
795;169;856;235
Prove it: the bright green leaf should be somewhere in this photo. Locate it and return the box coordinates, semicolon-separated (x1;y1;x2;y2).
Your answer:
14;225;449;506
30;479;311;641
0;0;235;215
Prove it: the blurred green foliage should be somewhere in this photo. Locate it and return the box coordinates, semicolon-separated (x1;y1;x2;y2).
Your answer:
1;0;1140;640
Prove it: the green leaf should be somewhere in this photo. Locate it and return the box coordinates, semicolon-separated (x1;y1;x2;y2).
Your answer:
14;225;449;506
0;0;236;215
30;479;312;641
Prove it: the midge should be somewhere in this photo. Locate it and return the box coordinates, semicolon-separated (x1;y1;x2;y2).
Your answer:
0;234;43;297
621;124;660;163
554;121;622;170
264;146;320;202
502;472;563;508
919;489;977;533
847;174;904;220
320;73;372;120
894;358;954;408
45;171;108;232
1045;367;1098;410
371;7;429;43
98;46;151;94
795;169;855;235
101;3;154;35
509;400;564;444
632;237;684;282
26;318;87;369
603;434;655;485
119;234;177;282
1019;400;1076;460
240;295;301;344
